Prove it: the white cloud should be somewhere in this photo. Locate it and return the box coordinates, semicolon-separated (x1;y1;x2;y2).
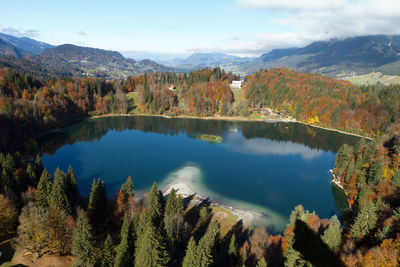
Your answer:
77;31;87;36
220;0;400;56
237;0;346;11
0;26;39;38
225;133;323;160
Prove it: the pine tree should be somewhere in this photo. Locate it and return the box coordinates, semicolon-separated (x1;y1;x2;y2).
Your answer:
66;165;79;208
135;224;169;267
228;233;238;261
88;178;107;223
148;182;164;227
369;159;384;185
392;170;400;187
114;215;134;267
26;163;37;186
34;154;43;177
335;144;354;176
137;208;152;238
198;220;220;266
345;159;355;184
72;210;97;266
35;169;52;207
256;258;268;267
49;168;71;214
101;234;115;267
121;176;134;198
321;215;341;251
351;200;377;239
182;236;199;267
165;188;184;217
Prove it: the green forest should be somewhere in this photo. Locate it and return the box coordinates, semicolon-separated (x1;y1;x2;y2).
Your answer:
1;66;400;266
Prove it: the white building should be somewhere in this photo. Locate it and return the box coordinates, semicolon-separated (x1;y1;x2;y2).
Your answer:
230;80;243;89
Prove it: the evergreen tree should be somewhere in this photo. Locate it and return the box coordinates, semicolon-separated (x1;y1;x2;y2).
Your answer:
34;154;43;177
72;210;97;266
88;178;107;222
135;224;169;267
101;234;115;267
49;168;71;214
350;200;377;239
392;170;400;187
356;170;367;189
114;215;134;267
335;144;354;176
369;159;384;185
165;188;184;217
120;176;134;198
228;233;238;261
197;220;220;266
137;208;152;238
345;159;355;184
26;163;37;186
356;185;372;207
256;258;268;267
66;165;79;208
182;236;199;267
321;215;341;252
148;182;164;227
35;169;52;207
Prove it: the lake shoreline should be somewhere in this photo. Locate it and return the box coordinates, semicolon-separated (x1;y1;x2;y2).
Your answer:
158;166;286;229
89;112;371;140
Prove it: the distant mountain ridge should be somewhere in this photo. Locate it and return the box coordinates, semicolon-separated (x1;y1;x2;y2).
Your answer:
0;33;53;55
0;39;30;59
1;33;400;79
240;35;400;77
164;52;254;68
0;33;171;79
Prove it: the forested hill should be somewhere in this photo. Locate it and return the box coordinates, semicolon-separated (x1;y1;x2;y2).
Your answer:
0;39;30;59
244;68;400;136
0;34;171;79
0;32;53;55
240;35;400;77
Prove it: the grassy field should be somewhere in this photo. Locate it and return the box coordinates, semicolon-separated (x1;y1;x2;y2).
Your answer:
232;88;244;104
342;72;400;85
210;206;240;237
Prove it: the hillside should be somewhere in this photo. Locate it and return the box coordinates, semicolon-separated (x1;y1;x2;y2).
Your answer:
0;33;53;54
240;35;400;77
0;39;30;59
29;44;170;79
162;52;253;73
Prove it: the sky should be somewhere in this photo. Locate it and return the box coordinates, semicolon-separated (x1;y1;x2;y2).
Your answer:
1;0;400;60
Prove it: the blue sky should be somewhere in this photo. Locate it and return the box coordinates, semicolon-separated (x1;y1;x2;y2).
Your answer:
1;0;400;59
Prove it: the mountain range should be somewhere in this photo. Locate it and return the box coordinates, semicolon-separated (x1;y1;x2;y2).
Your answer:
239;35;400;77
162;53;254;68
1;32;400;79
0;33;170;79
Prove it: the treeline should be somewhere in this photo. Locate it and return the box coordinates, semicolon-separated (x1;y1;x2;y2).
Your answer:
0;67;239;152
329;123;400;265
127;68;237;116
0;153;285;266
244;68;400;136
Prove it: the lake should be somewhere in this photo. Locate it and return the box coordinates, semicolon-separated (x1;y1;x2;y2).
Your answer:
40;116;359;231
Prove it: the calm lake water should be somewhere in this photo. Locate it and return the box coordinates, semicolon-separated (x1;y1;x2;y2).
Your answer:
40;116;359;230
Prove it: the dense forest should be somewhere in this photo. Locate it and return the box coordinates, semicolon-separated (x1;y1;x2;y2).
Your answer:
1;66;400;266
244;68;400;136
